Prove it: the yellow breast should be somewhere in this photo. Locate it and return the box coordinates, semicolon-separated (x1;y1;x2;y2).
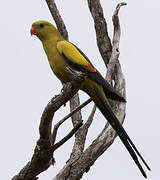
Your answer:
42;39;69;83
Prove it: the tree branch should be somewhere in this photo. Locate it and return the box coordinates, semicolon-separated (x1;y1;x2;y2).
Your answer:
11;69;85;180
87;0;112;65
52;121;83;151
52;98;92;145
45;0;68;40
55;98;92;131
84;104;97;129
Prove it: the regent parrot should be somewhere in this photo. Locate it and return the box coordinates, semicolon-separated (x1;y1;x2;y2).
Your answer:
30;20;150;178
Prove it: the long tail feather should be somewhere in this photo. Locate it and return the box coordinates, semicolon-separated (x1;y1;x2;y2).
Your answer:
94;86;150;178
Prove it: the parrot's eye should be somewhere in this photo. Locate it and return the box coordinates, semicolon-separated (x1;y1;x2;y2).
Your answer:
39;23;44;28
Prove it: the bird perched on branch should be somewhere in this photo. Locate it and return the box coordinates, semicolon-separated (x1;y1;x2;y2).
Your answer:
30;20;150;178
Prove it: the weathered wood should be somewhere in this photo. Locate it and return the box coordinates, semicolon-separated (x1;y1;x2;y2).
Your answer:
11;69;85;180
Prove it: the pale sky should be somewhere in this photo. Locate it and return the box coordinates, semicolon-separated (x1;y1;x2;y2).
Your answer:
0;0;159;179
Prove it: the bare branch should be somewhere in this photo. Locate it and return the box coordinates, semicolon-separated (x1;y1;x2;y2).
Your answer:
52;98;92;145
12;70;85;180
52;121;83;151
56;98;92;131
69;94;83;160
45;0;68;40
113;2;127;51
70;104;97;153
87;0;112;65
69;95;82;126
106;2;127;87
84;104;97;129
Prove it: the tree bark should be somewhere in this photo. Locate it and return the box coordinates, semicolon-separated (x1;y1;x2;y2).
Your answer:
11;70;85;180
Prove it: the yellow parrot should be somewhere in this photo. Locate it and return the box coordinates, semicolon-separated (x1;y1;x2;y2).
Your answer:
30;20;150;178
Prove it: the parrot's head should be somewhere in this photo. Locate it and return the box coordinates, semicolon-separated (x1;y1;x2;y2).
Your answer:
30;20;61;41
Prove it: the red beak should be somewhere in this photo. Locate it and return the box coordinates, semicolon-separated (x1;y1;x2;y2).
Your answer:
30;27;37;36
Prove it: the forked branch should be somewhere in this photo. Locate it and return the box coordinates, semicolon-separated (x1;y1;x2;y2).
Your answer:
12;68;85;180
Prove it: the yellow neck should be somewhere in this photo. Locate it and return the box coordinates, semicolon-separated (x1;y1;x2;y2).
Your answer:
42;38;56;68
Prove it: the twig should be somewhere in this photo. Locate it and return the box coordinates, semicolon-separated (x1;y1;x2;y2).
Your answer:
52;98;92;144
52;121;83;151
55;98;92;132
58;98;92;127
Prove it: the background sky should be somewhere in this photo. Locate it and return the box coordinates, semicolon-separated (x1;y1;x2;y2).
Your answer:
0;0;159;179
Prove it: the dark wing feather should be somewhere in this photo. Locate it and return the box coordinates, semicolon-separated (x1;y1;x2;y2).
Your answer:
61;51;126;102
